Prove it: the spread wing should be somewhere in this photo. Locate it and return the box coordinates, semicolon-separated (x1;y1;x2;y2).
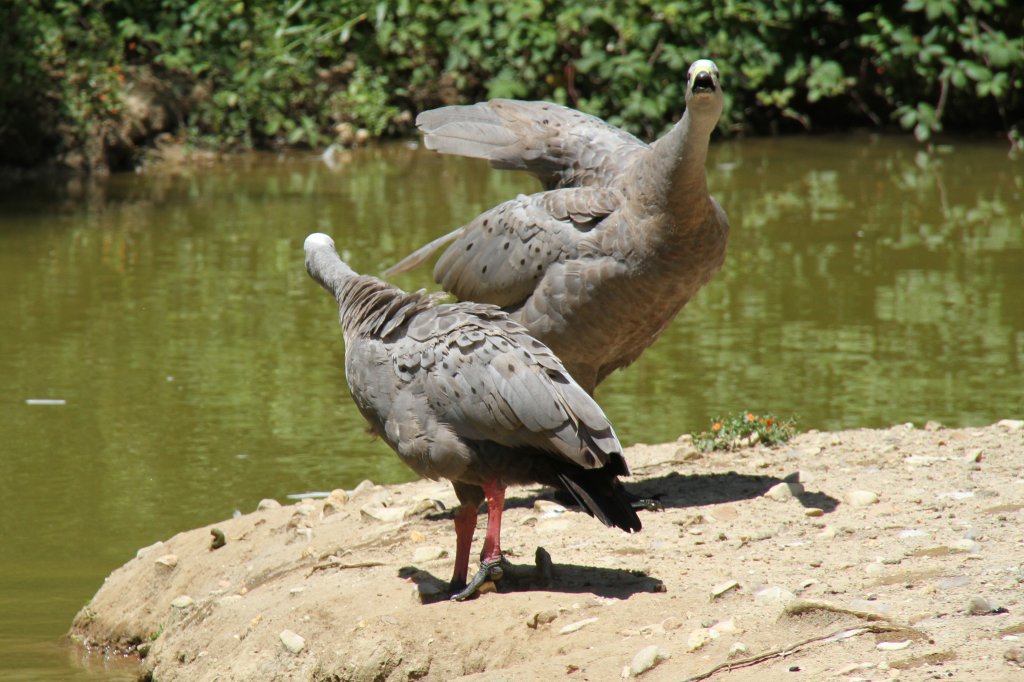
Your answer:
417;99;648;189
432;187;622;307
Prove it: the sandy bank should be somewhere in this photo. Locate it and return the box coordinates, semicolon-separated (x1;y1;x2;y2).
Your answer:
70;421;1024;681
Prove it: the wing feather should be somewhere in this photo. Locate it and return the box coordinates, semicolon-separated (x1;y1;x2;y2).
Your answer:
433;187;622;307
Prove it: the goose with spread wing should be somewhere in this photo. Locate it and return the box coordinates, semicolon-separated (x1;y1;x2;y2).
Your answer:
386;59;729;394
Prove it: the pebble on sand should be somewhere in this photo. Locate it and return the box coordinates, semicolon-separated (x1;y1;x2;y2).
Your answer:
997;419;1023;431
279;629;305;654
360;504;406;523
170;595;194;609
766;481;804;501
135;541;165;559
686;628;711;651
727;642;749;659
710;580;740;600
533;500;567;516
411;546;448;563
559;617;598;635
754;586;796;607
526;610;559;629
257;498;282;511
628;645;670;677
966;595;1005;615
846;490;879;507
155;554;178;569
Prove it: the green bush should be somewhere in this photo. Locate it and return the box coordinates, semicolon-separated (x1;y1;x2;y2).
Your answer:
2;0;1021;170
692;412;797;452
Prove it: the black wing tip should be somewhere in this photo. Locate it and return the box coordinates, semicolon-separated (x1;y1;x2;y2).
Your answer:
557;466;642;533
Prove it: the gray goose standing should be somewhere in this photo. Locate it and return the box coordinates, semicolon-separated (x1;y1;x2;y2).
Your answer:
386;59;729;395
305;233;641;601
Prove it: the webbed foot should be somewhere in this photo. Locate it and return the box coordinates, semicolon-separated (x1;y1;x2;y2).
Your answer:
450;555;508;602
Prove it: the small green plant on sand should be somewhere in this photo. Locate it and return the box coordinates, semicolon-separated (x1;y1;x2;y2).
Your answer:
693;412;796;452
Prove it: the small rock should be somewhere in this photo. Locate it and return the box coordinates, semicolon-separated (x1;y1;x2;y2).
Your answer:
403;498;440;519
951;539;981;554
847;490;879;507
629;645;670;676
818;526;839;539
322;499;346;517
711;580;740;600
533;500;567;516
351;479;376;496
876;640;912;651
1005;646;1024;666
409;530;426;542
279;629;305;654
360;504;406;523
837;662;876;676
257;498;281;511
411;546;447;563
966;595;1006;615
136;541;165;559
559;617;598;635
727;642;749;659
803;507;824;517
710;619;736;636
327;488;349;505
754;586;795;606
963;449;983;463
293;502;317;516
289;587;305;597
924;420;943;431
766;481;804;501
170;595;194;609
527;610;558;628
155;554;178;569
661;616;682;631
997;419;1023;431
864;562;886;577
687;628;712;651
898;529;928;539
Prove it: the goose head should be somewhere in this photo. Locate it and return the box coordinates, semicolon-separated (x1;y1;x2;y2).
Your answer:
685;59;724;120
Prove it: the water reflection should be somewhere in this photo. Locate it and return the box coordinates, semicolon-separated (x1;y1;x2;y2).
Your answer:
0;136;1021;679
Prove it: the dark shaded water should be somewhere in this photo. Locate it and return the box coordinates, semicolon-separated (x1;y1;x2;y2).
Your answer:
0;137;1021;679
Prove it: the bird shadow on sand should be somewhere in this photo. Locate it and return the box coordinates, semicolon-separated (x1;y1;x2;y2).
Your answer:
621;470;841;514
399;549;665;605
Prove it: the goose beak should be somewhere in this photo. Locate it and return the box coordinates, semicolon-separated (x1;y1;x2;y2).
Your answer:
692;70;717;93
687;59;720;95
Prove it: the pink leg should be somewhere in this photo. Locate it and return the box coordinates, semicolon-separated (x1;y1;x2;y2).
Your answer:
478;481;507;563
450;503;478;588
450;480;507;601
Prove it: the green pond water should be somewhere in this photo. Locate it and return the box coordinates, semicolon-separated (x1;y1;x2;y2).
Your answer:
0;136;1021;679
